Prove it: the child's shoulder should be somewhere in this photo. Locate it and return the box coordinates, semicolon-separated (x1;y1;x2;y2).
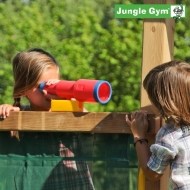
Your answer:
159;123;175;133
157;123;185;142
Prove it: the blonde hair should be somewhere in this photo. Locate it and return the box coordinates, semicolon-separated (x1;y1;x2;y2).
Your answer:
12;48;59;107
143;60;190;126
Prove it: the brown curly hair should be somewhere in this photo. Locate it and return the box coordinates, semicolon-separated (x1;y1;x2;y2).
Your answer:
143;60;190;126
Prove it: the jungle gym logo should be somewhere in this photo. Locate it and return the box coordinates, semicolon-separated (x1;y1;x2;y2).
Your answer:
114;4;185;20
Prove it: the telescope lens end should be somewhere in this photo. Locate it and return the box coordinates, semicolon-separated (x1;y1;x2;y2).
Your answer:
94;80;112;104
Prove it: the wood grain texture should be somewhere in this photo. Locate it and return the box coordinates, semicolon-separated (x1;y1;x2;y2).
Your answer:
0;111;160;134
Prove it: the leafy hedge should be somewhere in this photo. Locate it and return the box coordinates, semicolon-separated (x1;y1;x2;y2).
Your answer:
0;0;189;113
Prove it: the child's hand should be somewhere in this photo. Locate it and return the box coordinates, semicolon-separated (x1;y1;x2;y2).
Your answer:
45;79;60;86
126;111;149;139
41;79;62;100
0;104;20;119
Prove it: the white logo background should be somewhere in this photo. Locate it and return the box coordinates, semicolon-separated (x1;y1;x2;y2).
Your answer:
171;5;185;18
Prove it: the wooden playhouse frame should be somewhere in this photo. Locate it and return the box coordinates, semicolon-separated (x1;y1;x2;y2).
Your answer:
0;0;176;189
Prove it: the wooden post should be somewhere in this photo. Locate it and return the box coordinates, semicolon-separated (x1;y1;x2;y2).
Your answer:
141;0;175;190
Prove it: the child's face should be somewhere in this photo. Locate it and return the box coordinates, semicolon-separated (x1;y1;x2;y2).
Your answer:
26;66;60;111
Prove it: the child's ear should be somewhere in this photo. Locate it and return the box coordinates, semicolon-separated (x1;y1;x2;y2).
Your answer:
24;88;33;96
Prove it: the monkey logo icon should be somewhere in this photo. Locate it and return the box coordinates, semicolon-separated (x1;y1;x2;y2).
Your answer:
171;5;185;21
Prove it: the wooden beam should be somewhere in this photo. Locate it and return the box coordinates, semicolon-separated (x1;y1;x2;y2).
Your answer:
141;0;175;108
0;111;161;134
141;1;175;190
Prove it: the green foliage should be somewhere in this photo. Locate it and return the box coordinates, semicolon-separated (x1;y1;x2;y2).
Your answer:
0;0;142;112
174;0;190;62
0;0;189;112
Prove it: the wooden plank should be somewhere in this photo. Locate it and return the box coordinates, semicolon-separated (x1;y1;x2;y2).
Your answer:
141;1;175;190
0;111;160;134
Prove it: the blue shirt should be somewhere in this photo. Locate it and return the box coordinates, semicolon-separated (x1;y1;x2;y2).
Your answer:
147;123;190;190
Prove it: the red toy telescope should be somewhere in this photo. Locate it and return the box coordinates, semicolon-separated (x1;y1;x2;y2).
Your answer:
39;79;112;104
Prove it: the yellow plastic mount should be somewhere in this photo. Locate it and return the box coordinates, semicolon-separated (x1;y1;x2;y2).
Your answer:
51;100;83;112
138;168;145;190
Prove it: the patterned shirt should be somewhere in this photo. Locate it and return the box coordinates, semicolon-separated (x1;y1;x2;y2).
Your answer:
147;123;190;190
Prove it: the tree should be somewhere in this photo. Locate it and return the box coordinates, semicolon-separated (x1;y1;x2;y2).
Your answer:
0;0;142;113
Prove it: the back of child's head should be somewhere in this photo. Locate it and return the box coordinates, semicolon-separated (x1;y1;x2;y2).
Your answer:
12;48;59;106
143;60;190;125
